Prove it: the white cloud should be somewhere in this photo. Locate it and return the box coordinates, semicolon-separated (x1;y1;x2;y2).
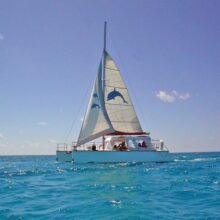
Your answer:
156;91;176;103
37;121;48;126
172;90;178;96
24;140;40;148
209;136;216;141
49;139;56;144
0;133;8;148
0;33;4;40
179;93;190;100
156;90;190;103
0;133;4;139
0;143;7;148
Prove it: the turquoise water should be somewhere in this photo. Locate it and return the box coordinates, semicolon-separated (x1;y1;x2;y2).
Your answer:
0;153;220;219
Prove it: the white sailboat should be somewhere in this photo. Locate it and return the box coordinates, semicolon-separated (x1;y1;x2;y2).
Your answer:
56;22;172;163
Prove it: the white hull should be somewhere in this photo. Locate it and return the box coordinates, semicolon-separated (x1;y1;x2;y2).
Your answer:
71;150;172;163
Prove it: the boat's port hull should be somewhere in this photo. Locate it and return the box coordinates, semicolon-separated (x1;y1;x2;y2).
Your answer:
70;150;173;163
56;151;73;162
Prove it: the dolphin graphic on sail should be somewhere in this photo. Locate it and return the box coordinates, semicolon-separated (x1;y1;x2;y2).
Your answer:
91;103;100;109
93;93;99;98
107;88;128;104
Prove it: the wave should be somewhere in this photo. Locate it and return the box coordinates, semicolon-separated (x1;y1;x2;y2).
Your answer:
145;167;159;172
110;200;121;204
175;157;220;162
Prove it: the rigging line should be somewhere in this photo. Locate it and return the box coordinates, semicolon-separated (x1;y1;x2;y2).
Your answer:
64;77;94;144
108;32;148;130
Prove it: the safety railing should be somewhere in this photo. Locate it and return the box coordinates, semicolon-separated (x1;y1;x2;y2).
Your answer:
71;141;103;151
56;143;72;152
151;139;169;151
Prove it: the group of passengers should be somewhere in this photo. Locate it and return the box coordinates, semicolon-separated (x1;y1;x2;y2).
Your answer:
91;140;147;151
113;140;147;151
91;142;128;151
138;141;147;148
113;142;128;151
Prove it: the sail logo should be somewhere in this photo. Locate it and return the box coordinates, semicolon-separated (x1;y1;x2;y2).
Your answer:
91;93;100;109
91;103;100;109
93;93;99;98
107;88;128;104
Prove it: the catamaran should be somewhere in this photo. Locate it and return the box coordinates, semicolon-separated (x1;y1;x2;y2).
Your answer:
56;22;172;163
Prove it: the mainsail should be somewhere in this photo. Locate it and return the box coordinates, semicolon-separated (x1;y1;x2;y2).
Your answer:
104;51;143;135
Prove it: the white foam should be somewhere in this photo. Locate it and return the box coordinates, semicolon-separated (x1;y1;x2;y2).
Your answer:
110;200;121;204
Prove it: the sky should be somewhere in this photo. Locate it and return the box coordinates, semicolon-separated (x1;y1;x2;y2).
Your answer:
0;0;220;155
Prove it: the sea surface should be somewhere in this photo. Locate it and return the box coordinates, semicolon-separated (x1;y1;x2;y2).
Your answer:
0;152;220;220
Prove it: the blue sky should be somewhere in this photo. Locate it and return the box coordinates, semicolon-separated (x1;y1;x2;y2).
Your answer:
0;0;219;155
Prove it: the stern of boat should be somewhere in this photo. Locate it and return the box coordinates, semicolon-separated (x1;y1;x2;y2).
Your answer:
56;143;73;162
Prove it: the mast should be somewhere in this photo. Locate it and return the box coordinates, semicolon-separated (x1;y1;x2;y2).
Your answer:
103;21;107;90
104;21;107;52
102;21;107;149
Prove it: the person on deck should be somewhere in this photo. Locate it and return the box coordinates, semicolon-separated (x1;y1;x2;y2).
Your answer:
92;144;97;151
142;141;147;148
119;142;128;151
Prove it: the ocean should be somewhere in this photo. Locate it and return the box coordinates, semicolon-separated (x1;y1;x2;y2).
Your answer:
0;152;220;219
